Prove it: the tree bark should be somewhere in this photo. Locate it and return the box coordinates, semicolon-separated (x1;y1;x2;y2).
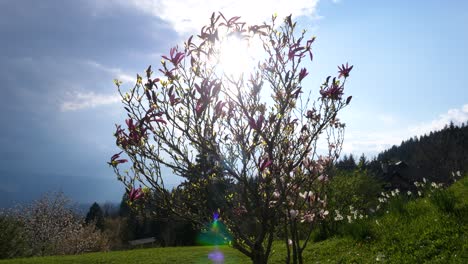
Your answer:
251;251;268;264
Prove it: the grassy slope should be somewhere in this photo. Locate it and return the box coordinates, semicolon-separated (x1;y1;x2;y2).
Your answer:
2;178;467;263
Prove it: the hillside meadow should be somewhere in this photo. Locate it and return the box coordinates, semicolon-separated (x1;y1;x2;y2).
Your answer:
1;176;466;264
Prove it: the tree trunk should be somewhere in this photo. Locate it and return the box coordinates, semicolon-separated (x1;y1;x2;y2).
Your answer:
251;251;268;264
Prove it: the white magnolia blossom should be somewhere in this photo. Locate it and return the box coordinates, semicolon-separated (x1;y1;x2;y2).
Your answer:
334;210;343;221
289;209;299;219
302;213;315;223
273;191;280;199
299;191;313;199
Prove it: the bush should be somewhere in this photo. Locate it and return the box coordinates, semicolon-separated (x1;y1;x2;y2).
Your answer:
328;169;382;214
315;169;381;240
0;214;27;259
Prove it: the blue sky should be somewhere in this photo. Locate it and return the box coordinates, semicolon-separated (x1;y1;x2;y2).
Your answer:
0;0;467;207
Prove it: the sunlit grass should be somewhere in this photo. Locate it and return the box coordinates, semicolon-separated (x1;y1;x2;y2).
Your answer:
0;246;249;264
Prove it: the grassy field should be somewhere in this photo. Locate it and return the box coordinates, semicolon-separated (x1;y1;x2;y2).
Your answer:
0;246;249;264
1;177;467;263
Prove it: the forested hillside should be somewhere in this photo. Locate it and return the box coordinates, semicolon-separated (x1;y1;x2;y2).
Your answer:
338;122;468;190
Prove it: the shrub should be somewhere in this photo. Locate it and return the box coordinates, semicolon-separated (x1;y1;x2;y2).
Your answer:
316;170;381;239
0;214;27;259
328;170;382;215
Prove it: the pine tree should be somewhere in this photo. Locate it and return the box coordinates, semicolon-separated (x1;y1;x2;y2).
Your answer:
85;202;105;231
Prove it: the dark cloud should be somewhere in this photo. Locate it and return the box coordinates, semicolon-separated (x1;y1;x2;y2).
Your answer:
0;170;122;208
0;0;180;207
0;0;178;64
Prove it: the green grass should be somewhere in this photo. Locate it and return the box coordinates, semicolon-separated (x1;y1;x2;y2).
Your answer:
0;246;250;264
2;177;467;263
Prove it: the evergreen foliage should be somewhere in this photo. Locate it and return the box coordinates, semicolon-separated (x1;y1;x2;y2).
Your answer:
85;202;105;231
369;123;468;188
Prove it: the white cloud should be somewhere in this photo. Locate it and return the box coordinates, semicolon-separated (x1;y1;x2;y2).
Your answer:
342;131;408;157
377;114;397;126
409;104;468;136
84;60;135;84
107;0;319;34
61;91;120;111
342;104;468;156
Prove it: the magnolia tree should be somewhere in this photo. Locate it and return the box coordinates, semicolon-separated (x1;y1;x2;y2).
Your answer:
110;13;352;264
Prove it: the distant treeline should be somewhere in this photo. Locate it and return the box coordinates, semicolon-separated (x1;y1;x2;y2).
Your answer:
336;121;468;189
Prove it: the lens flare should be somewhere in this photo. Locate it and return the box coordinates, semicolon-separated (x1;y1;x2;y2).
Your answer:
196;212;232;246
208;248;224;263
195;212;232;263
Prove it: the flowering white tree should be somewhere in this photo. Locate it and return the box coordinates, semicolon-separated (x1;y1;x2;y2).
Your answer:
14;192;108;256
110;13;352;264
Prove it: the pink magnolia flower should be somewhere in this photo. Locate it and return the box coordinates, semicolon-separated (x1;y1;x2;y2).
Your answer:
128;187;143;202
159;68;177;80
214;101;226;117
259;157;273;172
249;114;264;131
108;151;128;167
144;109;167;126
305;37;316;61
306;109;320;122
288;43;305;60
114;124;129;148
338;62;353;78
195;100;208;117
298;68;308;82
162;47;185;66
320;81;344;100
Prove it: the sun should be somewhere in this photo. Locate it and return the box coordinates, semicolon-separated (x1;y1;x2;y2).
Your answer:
218;36;249;77
216;34;261;79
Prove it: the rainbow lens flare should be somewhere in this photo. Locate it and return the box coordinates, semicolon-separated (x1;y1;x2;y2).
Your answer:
196;212;232;246
208;248;224;263
196;212;232;263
